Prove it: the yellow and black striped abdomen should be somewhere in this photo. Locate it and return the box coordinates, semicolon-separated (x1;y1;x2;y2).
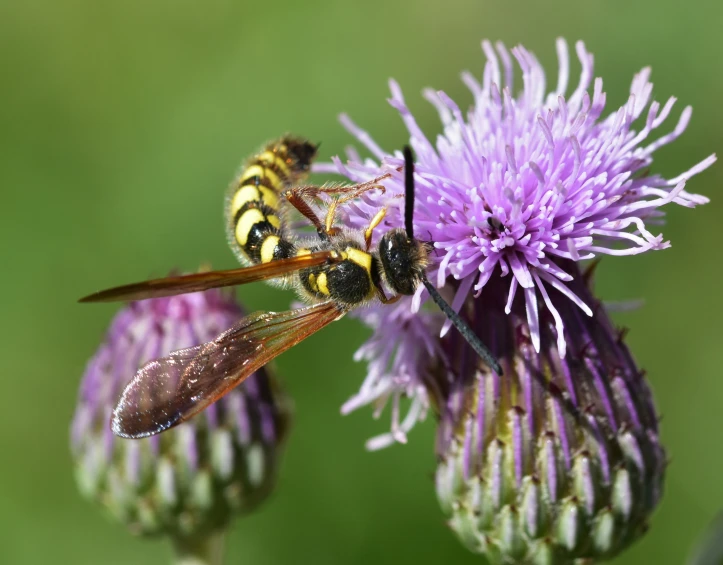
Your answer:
226;137;317;266
232;201;296;265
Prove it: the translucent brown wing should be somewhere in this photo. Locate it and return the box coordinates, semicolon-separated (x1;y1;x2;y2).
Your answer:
111;301;345;438
79;250;338;303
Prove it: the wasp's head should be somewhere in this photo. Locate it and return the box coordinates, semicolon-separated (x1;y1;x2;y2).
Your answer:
378;228;430;296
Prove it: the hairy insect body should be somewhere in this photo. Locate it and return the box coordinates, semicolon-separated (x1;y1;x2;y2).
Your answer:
299;241;379;307
226;137;380;309
226;137;317;267
81;142;503;439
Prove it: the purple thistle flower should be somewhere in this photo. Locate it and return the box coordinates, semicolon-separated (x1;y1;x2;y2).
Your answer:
346;306;444;450
432;264;666;561
71;283;291;558
314;38;714;447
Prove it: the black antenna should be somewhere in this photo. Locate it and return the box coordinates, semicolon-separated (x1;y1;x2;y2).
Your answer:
402;145;503;376
421;277;502;375
403;145;416;241
400;148;610;444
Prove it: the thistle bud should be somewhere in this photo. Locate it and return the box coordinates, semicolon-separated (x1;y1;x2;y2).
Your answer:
433;264;665;564
71;285;291;559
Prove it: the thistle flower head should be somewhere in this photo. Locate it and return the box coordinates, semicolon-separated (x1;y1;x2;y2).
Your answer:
71;284;291;541
315;38;714;447
433;265;665;563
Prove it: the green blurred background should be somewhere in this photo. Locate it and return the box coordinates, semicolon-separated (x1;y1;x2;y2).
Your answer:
1;0;721;563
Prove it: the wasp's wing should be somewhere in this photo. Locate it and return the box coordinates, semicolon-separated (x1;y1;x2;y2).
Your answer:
79;251;338;303
111;301;345;438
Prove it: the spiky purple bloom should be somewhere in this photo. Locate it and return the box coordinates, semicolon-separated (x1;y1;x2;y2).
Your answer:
432;264;666;561
315;38;714;447
71;285;290;543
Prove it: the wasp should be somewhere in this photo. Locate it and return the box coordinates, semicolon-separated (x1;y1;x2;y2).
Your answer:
80;139;501;439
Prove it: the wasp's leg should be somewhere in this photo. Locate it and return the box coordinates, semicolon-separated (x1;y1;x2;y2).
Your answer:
286;180;385;239
364;207;387;251
284;186;329;239
294;171;390;214
375;286;402;305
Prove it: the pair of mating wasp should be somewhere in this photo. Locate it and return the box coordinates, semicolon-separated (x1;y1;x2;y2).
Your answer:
80;137;501;439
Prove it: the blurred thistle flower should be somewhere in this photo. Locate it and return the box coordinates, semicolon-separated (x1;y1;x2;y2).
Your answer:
71;284;291;564
315;38;714;562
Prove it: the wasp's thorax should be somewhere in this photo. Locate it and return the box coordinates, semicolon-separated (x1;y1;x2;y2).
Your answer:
378;228;430;295
296;238;378;308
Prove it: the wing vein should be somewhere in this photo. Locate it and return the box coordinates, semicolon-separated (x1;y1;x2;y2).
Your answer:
111;301;344;438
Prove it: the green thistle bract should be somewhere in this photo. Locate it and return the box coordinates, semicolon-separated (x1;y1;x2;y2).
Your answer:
433;265;665;564
315;36;714;562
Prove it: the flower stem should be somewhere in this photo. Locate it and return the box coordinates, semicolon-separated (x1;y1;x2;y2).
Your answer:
171;530;226;565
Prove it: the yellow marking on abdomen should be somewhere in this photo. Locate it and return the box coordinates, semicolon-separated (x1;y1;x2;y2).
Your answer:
235;208;266;246
296;248;311;256
260;235;280;264
258;185;280;209
230;185;261;217
316;272;330;295
240;165;282;190
345;248;373;273
257;151;291;176
267;215;281;229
